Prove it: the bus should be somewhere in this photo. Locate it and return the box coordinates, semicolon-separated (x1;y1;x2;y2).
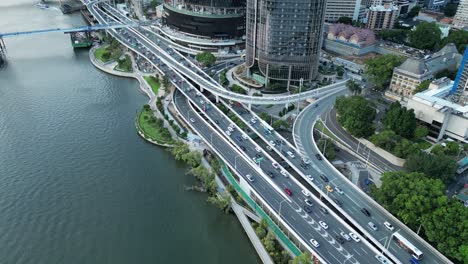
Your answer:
392;232;423;260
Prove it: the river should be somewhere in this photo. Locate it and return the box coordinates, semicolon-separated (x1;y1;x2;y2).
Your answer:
0;1;259;263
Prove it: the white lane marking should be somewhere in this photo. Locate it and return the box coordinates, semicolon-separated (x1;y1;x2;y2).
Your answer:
291;215;297;221
361;248;368;255
353;249;362;256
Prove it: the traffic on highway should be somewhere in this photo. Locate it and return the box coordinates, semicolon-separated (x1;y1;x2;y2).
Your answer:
85;1;452;263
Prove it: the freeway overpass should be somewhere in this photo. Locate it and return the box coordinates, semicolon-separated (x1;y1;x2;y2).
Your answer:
84;1;452;263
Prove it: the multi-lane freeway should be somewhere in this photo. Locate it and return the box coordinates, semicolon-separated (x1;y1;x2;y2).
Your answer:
81;1;453;263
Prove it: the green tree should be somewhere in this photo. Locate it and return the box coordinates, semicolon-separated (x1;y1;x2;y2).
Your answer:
255;225;267;239
335;96;376;138
378;29;409;44
407;6;421;18
422;201;468;261
442;30;468;53
346;80;361;95
207;194;231;214
272;119;289;130
393;138;419;158
372;171;447;228
170;142;190;160
364;54;404;90
291;253;311;264
405;152;457;183
445;141;460;156
195;51;216;67
369;130;399;151
413;79;431;94
317;138;336;160
382;101;417;138
409;22;442;50
414;125;428;139
431;144;445;155
162;75;170;88
182;151;202;167
443;3;458;17
337;16;353;24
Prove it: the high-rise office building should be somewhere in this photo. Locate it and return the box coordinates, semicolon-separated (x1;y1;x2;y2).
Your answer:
454;0;468;28
451;46;468;104
245;0;326;86
325;0;366;22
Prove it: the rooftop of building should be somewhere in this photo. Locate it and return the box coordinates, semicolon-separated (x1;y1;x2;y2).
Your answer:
369;2;399;11
413;79;468;117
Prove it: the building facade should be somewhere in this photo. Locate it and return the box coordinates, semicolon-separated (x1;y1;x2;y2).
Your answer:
389;43;461;98
407;79;467;142
245;0;327;86
454;0;468;28
162;0;246;39
325;0;365;22
366;1;400;30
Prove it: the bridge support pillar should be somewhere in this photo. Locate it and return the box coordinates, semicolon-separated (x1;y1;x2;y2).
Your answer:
215;95;219;103
248;103;252;110
200;87;204;92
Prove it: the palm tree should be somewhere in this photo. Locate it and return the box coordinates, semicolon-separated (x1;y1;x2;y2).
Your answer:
346;80;362;95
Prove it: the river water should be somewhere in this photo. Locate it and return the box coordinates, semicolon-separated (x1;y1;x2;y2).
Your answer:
0;1;259;263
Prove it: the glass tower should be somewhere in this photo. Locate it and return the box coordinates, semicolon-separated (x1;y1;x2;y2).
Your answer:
245;0;326;85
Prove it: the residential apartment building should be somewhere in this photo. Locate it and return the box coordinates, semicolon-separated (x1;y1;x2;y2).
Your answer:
245;0;326;86
454;0;468;28
366;0;400;30
325;0;366;22
389;43;461;98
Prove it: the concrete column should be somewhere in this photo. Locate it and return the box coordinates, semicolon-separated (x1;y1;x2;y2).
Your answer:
287;66;292;91
437;108;452;142
200;86;204;92
216;95;219;103
248;103;252;110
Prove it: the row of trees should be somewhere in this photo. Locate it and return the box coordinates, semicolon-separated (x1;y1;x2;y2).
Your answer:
335;95;376;138
195;51;216;67
254;219;292;264
372;172;467;262
379;22;468;53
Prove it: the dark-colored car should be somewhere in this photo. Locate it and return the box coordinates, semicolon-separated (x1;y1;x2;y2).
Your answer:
267;171;275;178
333;198;343;207
319;206;328;214
361;208;371;217
335;235;345;244
284;188;293;196
315;154;322;160
240;146;246;151
255;153;262;159
214;120;219;124
303;205;312;214
320;174;329;183
236;135;243;142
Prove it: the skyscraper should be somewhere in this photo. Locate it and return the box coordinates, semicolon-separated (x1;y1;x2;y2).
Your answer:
245;0;326;87
325;0;365;23
451;46;468;104
454;0;468;28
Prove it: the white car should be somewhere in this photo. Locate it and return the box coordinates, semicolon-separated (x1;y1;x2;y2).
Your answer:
255;146;261;152
242;134;248;139
225;130;231;136
251;118;256;123
340;231;351;241
306;175;314;181
286;151;295;158
349;232;360;242
384;221;394;231
227;126;234;132
189;118;196;123
266;145;272;151
246;174;254;182
335;186;344;195
304;199;313;207
319;221;328;230
280;170;288;177
375;255;390;264
269;140;276;146
301;189;310;197
310;239;320;248
272;162;280;169
302;157;311;164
